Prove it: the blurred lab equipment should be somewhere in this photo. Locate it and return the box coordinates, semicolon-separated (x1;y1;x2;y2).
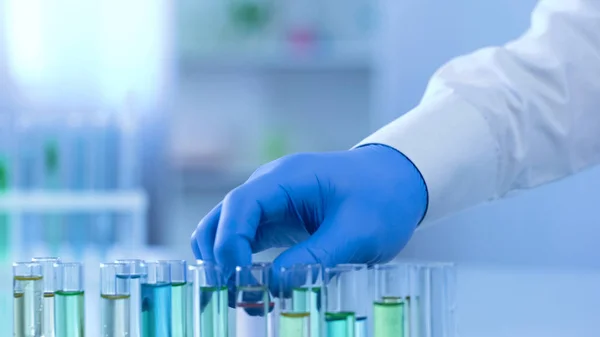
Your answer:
2;109;147;262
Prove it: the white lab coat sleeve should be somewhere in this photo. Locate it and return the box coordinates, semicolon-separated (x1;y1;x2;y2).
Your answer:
356;0;600;224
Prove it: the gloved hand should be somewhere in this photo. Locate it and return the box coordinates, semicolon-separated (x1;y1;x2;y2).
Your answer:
191;143;428;292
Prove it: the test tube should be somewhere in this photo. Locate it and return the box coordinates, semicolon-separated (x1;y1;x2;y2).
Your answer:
418;263;457;337
114;259;147;337
141;261;171;336
236;263;275;337
101;262;131;337
161;260;187;336
13;262;43;337
279;264;322;337
31;257;61;337
189;261;228;337
54;262;85;337
373;263;410;337
338;264;369;337
185;266;194;337
324;265;363;337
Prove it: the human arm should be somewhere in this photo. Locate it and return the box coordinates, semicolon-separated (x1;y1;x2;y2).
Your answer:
358;0;600;223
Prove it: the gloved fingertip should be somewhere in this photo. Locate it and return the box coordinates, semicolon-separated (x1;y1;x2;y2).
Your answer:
190;232;202;260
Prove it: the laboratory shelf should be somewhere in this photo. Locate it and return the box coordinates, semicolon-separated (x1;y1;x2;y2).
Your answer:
178;42;373;73
0;191;149;256
0;190;148;212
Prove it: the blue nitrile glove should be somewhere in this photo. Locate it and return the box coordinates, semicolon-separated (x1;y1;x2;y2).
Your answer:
191;144;428;305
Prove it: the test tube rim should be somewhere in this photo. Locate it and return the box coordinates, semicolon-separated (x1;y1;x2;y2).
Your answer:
100;262;131;296
144;260;171;284
54;262;84;292
32;257;62;263
160;259;187;283
235;262;272;273
114;259;147;276
13;261;42;276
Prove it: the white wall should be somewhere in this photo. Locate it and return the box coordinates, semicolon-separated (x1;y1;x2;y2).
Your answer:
373;0;600;269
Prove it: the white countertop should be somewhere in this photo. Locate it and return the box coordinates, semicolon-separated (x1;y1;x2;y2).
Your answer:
455;265;600;337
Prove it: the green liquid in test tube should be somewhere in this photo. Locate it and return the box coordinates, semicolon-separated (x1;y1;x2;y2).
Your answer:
373;264;412;337
13;262;43;337
32;257;61;337
190;261;228;337
161;260;187;337
54;262;85;337
279;264;323;337
324;264;368;337
185;269;193;337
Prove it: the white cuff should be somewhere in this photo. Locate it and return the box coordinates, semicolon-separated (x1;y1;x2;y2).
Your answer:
356;93;499;224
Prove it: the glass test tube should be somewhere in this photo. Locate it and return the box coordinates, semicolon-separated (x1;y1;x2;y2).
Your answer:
162;260;187;337
185;266;194;337
54;262;85;337
141;261;171;337
189;261;228;337
373;264;410;337
115;259;147;337
31;257;61;337
279;264;323;337
236;263;275;337
324;265;364;337
338;264;368;337
13;262;43;337
418;263;456;337
101;263;131;337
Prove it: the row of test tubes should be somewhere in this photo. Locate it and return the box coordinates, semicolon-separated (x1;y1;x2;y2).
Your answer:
235;262;456;337
13;259;455;337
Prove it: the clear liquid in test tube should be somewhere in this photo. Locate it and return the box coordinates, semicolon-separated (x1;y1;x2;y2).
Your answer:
31;257;61;337
101;262;131;337
115;259;147;337
13;262;43;337
236;263;275;337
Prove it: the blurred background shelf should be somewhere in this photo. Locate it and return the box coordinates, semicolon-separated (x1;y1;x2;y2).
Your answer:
0;191;147;212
